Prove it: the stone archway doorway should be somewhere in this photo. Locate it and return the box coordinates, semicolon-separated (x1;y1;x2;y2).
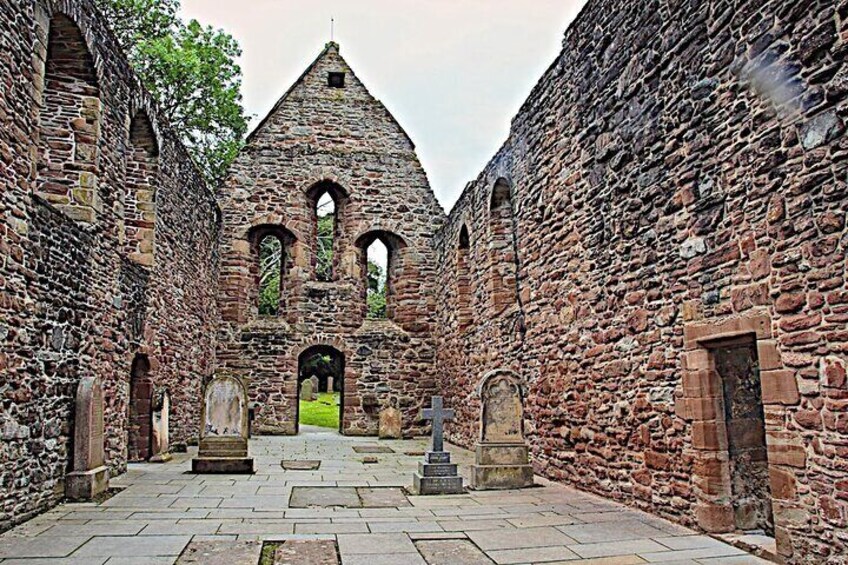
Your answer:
128;354;153;461
297;345;344;434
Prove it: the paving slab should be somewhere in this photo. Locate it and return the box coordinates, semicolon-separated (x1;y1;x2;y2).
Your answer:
415;539;494;564
558;520;670;544
72;535;192;558
281;460;321;471
486;545;579;564
358;487;411;508
367;520;444;533
0;536;92;558
337;532;419;554
272;539;339;564
341;553;427;565
468;526;576;550
352;445;395;454
289;487;360;508
175;539;262;564
569;539;670;559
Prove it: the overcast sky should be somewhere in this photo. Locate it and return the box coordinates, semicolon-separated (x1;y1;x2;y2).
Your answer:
180;0;587;210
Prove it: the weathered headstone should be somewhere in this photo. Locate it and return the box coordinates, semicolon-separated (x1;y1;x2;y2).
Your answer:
309;375;319;399
379;406;402;439
300;379;314;401
65;376;109;500
150;388;171;463
470;370;534;489
413;396;463;494
192;373;253;474
326;376;334;393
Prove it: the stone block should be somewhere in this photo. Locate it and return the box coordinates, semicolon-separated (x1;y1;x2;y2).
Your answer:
769;467;797;500
694;503;735;533
413;473;464;495
65;466;109;501
191;457;254;474
760;370;800;405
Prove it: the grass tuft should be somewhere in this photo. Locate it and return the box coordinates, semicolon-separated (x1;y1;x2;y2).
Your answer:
299;392;340;429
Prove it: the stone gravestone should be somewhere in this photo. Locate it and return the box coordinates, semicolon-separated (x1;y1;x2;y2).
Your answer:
310;375;319;399
65;376;109;500
326;376;334;393
470;370;534;489
149;388;171;463
192;373;254;474
300;379;314;401
379;401;402;440
413;396;463;494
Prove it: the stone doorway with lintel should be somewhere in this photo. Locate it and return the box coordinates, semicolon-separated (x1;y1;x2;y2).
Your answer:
296;344;344;435
681;312;801;559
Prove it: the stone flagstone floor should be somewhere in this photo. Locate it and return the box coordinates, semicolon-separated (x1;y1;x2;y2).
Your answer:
0;427;770;564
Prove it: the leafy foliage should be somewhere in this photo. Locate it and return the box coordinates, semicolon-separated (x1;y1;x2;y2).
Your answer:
95;0;248;182
316;213;334;281
367;260;387;319
258;236;281;315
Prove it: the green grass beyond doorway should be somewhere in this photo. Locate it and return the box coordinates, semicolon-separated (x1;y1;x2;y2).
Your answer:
299;392;340;429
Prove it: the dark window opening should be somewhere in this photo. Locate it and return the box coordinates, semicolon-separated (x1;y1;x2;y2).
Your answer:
328;72;346;88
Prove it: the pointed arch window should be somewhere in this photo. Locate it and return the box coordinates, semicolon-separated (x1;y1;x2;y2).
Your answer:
37;15;102;224
356;231;406;321
489;178;518;312
307;181;347;282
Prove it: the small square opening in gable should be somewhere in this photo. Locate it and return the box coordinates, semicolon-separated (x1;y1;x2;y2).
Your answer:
328;72;346;88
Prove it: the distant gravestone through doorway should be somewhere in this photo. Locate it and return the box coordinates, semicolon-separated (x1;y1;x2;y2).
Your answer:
129;354;153;461
297;345;344;433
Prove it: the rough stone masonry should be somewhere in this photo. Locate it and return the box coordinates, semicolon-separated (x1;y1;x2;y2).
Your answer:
0;0;846;563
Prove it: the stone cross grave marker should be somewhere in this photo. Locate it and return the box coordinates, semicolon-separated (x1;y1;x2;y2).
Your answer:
413;396;463;494
65;376;109;500
422;396;453;452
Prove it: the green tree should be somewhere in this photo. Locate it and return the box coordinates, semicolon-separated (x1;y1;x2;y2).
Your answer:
367;261;387;319
258;236;281;315
95;0;248;182
316;214;334;281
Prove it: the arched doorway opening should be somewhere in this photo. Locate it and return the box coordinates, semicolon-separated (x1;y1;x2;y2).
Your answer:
297;345;344;434
128;354;153;461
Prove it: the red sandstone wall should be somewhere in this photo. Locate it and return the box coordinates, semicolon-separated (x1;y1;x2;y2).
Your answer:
217;43;445;436
435;0;848;561
0;0;219;531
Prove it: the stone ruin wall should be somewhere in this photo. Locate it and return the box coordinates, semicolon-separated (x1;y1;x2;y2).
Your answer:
435;0;848;561
0;0;219;531
217;45;445;436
